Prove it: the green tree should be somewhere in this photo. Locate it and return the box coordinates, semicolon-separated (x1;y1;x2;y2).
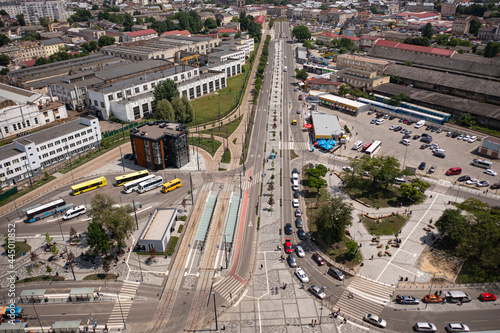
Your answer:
345;239;358;259
101;259;111;275
154;99;175;121
370;5;378;13
87;219;112;255
320;4;329;10
457;112;476;128
39;17;49;27
338;84;349;97
302;40;313;49
0;34;12;47
92;4;99;10
46;265;52;275
171;96;186;122
435;34;450;45
81;42;91;54
98;35;116;47
484;41;500;58
0;54;10;67
0;68;9;75
292;25;311;41
469;18;482;35
16;14;25;26
89;40;98;52
339;38;356;51
399;183;421;202
89;193;116;222
181;95;194;123
435;208;470;245
313;196;353;243
123;13;134;31
153;79;179;103
307;176;327;195
102;207;135;248
295;68;308;81
0;10;7;15
204;18;217;29
44;233;53;246
410;178;430;193
349;155;405;189
422;23;434;39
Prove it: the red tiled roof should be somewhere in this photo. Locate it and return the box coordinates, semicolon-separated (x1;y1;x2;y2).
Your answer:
23;59;36;67
309;78;340;86
126;28;157;38
410;12;439;19
162;30;191;36
341;36;360;41
361;35;380;40
254;15;265;24
375;39;455;57
218;28;238;33
318;31;339;38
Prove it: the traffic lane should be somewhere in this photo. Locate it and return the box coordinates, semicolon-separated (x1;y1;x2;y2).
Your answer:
381;306;500;332
126;284;162;333
23;301;113;326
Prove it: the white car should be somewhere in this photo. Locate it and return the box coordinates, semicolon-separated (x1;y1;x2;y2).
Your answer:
468;136;477;143
363;314;387;328
389;125;397;130
400;139;411;146
414;322;437;332
295;209;302;217
292;199;299;208
394;177;406;183
295;245;305;257
457;134;464;140
477;180;490;187
445;323;470;332
463;135;470;141
466;179;478;185
484;169;497;176
376;119;385;125
342;166;353;172
295;267;309;283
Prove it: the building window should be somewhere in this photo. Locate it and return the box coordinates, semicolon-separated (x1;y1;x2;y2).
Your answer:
100;102;105;108
50;151;55;155
135;87;140;93
152;82;156;88
57;148;62;152
42;153;48;158
34;118;38;124
76;141;82;145
143;85;148;91
126;89;131;96
70;143;75;148
142;103;149;113
221;77;226;88
203;83;208;94
15;167;21;172
4;126;8;133
133;106;140;120
117;92;122;99
215;79;220;90
209;81;214;92
62;138;67;142
196;85;201;96
13;124;17;131
94;100;98;106
12;158;19;164
108;95;113;101
189;87;195;99
21;156;26;160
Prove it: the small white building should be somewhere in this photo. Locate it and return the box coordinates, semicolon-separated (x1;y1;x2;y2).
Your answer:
122;29;158;43
137;208;177;253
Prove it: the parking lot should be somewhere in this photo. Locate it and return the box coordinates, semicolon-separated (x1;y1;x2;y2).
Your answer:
315;105;500;186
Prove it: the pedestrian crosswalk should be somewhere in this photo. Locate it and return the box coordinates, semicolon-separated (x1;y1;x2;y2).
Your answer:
238;171;262;191
279;141;311;151
213;275;245;302
107;280;140;328
334;278;394;321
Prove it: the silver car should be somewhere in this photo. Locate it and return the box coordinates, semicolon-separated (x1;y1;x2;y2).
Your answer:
288;253;297;268
363;314;387;328
309;285;326;299
414;322;437;332
446;323;470;332
295;245;305;258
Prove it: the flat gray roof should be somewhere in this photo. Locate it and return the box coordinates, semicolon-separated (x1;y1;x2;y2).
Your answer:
132;122;186;140
140;208;176;241
20;289;46;297
311;112;342;137
94;59;172;82
0;143;23;161
18;117;93;145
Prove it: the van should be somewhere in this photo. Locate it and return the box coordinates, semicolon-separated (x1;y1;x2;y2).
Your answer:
433;148;445;155
292;180;299;191
292;172;299;181
401;139;411;146
292;119;297;125
444;291;471;303
471;158;492;169
63;205;86;220
445;167;462;176
352;140;363;150
415;120;425;129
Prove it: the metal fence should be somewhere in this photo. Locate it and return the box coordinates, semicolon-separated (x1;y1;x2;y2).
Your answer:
0;186;18;202
102;122;139;139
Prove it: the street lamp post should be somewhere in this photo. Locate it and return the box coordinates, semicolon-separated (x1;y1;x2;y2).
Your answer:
137;251;143;282
132;199;139;230
116;291;127;329
31;297;45;333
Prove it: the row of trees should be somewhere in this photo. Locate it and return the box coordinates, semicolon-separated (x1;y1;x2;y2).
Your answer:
254;35;271;104
153;79;195;123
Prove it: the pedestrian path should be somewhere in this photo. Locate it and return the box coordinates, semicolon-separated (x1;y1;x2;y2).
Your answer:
335;289;385;321
239;171;262;191
107;280;140;328
279;141;310;151
213;275;245;302
348;278;394;302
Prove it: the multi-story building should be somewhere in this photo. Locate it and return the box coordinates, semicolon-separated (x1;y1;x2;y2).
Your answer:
359;35;382;51
451;17;471;35
0;116;101;188
336;54;390;74
0;38;64;65
130;121;189;170
122;29;158;43
441;3;457;17
0;0;70;25
0;83;68;139
316;31;339;45
75;28;106;42
336;68;390;90
267;6;287;17
478;26;500;42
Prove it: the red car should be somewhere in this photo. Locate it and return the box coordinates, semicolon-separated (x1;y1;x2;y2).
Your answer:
479;293;497;301
285;239;293;253
312;253;326;266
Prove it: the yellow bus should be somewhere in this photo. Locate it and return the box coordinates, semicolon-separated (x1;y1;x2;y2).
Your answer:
115;170;149;186
161;178;182;193
71;176;107;195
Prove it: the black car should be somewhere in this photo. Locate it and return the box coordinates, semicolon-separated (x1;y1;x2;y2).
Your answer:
418;162;426;170
293;168;299;174
284;223;293;235
420;137;432;144
413;135;421;140
297;228;307;240
399;118;404;123
421;133;429;137
433;151;445;158
293;190;300;198
490;183;500;189
407;120;414;125
403;134;411;139
425;126;432;130
420;144;428;149
295;218;303;228
124;153;133;160
389;115;395;120
394;126;402;131
431;127;437;132
457;175;471;182
451;132;459;138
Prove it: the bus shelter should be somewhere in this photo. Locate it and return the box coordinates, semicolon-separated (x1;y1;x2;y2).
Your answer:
0;322;27;333
69;288;96;302
52;321;81;333
19;289;45;303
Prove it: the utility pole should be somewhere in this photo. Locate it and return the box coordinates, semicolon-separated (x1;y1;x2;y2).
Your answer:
119;146;125;172
189;173;194;204
137;252;143;283
31;297;45;333
132;199;139;230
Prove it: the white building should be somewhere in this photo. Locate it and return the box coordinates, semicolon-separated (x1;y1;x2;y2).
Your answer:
122;29;158;43
0;116;101;188
0;0;70;25
137;208;177;253
0;83;68;139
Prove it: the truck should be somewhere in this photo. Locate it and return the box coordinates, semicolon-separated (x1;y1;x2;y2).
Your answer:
283;66;287;72
0;305;23;319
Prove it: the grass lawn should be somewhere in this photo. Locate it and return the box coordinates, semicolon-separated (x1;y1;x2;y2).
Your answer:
83;273;117;280
221;148;231;164
188;136;222;156
13;242;32;259
166;236;179;256
17;275;65;284
361;214;408;236
312;235;363;268
189;64;250;126
201;116;242;139
290;149;299;160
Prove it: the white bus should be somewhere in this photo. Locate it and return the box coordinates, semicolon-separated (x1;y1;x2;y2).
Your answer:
122;174;155;194
365;141;382;157
137;176;164;194
471;159;492;169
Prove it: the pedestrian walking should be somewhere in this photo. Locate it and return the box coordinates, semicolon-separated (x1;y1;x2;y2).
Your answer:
344;318;347;324
275;286;278;294
301;282;305;289
260;264;263;270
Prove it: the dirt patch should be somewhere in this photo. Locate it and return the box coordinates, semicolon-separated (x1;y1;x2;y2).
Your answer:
416;247;464;282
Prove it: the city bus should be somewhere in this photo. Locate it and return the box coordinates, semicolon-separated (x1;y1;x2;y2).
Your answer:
25;198;66;223
161;178;182;193
115;170;149;186
365;141;382;157
71;176;107;195
122;174;155;194
137;176;163;194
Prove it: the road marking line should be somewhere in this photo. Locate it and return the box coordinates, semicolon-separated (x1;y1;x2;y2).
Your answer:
376;194;439;281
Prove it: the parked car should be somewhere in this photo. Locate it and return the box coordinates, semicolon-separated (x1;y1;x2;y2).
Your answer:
295;245;305;258
421;137;432;144
295;267;309;283
446;132;452;137
284;223;292;235
490;183;500;190
463;135;470;141
466;178;479;185
433;151;445;158
295;218;303;228
403;134;411;139
457;134;464;140
384;114;389;119
288;253;297;267
413;135;421;140
414;322;437;332
396;295;420;304
401;139;411;146
418;162;426;170
457;175;471;182
428;165;436;173
451;132;459;138
420;144;429;149
309;285;326;299
376;119;385;125
445;323;470;332
477;180;490;187
297;228;307;240
295;209;302;217
436;128;443;133
484;169;497;176
124;153;133;160
468;136;477;143
285;239;293;253
370;119;377;124
426;126;432;130
423;295;442;303
312;253;326;265
363;314;387;328
342;166;353;172
292;199;299;208
479;293;497;301
389;115;395;120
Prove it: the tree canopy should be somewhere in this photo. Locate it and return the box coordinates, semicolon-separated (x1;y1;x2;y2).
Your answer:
204;18;217;29
313;196;353;243
98;35;115;47
292;25;311;41
154;79;179;103
154;99;175;121
0;54;10;67
295;68;308;81
469;18;482;35
347;155;406;189
0;34;11;47
422;23;434;39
